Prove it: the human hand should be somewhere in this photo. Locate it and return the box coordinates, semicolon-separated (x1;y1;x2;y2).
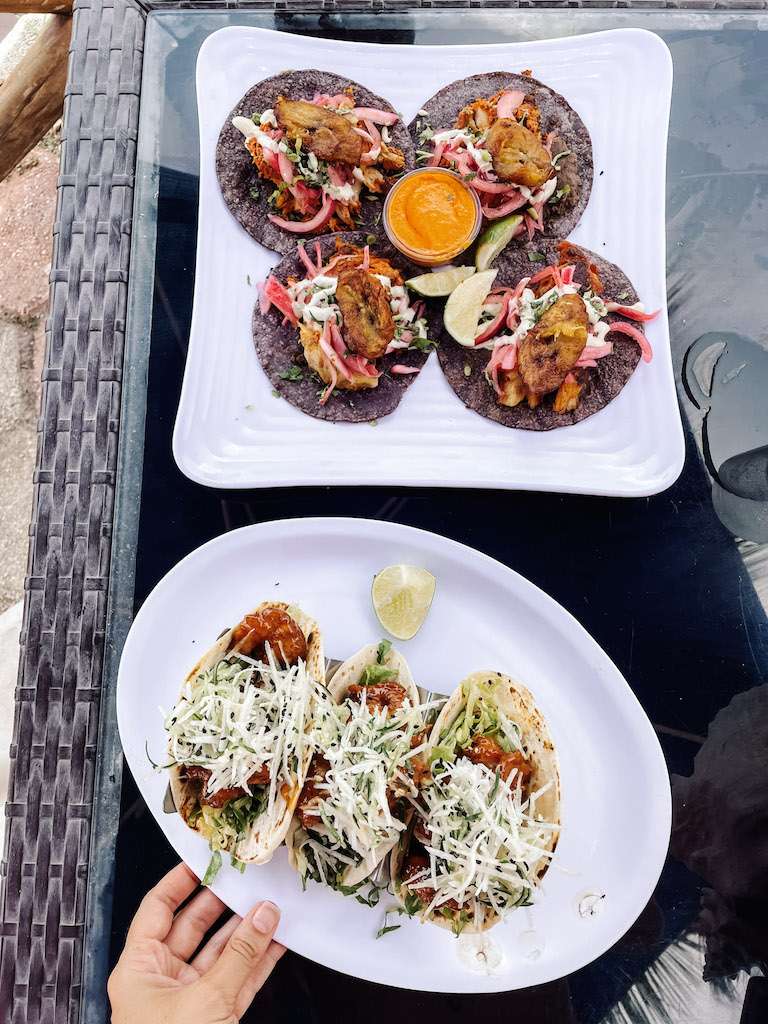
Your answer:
108;862;286;1024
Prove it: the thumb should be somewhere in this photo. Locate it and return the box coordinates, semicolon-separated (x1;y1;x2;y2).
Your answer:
201;901;281;1006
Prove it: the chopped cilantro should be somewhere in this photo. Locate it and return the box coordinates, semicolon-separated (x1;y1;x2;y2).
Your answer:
271;390;281;399
246;274;252;286
527;252;545;262
249;186;260;200
278;365;303;381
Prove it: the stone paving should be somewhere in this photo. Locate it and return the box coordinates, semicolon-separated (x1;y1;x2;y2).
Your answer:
0;13;60;844
0;148;56;613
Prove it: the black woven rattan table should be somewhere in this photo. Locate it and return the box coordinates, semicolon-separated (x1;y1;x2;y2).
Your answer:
4;5;768;1024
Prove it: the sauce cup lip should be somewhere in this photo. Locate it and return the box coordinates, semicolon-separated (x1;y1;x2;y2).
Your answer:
383;166;483;267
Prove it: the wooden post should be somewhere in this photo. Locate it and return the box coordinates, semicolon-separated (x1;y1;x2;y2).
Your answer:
0;13;71;183
0;1;72;12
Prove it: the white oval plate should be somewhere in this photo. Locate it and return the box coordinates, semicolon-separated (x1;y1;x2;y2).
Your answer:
117;517;671;993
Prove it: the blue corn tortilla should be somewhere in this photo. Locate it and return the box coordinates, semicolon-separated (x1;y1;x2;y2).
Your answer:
410;71;593;244
252;232;440;423
437;242;646;430
217;71;414;255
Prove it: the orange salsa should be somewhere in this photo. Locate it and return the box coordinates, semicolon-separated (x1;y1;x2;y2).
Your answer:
384;169;480;265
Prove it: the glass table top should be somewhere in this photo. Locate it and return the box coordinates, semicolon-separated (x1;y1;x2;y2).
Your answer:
99;10;768;1024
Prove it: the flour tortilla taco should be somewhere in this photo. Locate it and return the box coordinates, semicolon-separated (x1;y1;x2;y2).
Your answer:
217;70;414;254
287;641;432;893
391;671;561;935
165;602;324;877
439;240;659;430
411;71;593;246
254;231;440;422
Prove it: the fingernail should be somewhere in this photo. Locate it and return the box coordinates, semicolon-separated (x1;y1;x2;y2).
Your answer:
251;901;280;934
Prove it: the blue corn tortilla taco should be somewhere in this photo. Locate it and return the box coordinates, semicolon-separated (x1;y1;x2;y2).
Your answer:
437;240;659;430
217;70;414;254
410;70;593;246
253;231;441;422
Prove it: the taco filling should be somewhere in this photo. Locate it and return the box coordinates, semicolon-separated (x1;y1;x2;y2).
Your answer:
467;242;658;413
258;241;432;404
164;606;321;875
396;675;560;936
232;89;405;235
291;642;432;892
418;83;579;241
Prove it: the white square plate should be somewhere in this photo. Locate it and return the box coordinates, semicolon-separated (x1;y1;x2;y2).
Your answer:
173;26;684;494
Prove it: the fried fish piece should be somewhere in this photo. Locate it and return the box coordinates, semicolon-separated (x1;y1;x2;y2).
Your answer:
300;323;377;391
485;118;553;189
456;97;497;133
332;243;405;287
335;267;395;361
498;369;528;408
553;376;584;413
517;293;589;395
274;97;363;165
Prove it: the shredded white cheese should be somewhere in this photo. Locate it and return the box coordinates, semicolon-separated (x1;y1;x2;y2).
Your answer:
410;758;559;924
164;645;321;815
307;694;433;860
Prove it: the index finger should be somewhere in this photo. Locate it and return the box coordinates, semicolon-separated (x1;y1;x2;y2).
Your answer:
126;863;200;946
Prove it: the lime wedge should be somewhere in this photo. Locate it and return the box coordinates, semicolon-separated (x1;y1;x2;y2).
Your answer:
371;564;436;641
406;266;476;298
443;269;498;347
475;214;524;271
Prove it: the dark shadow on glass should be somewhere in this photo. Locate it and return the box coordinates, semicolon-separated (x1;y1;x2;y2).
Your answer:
671;686;768;982
683;332;768;542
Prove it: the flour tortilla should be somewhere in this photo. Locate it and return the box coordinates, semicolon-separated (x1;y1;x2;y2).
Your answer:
391;670;561;933
216;70;414;254
286;644;420;888
253;231;441;423
410;71;593;244
438;241;645;430
169;601;324;865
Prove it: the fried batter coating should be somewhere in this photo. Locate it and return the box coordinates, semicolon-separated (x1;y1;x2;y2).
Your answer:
498;369;528;408
456;97;497;133
274;97;363;165
300;324;377;392
335;267;395;361
517;293;589;395
332;243;405;287
553;377;584;413
485;118;553;189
